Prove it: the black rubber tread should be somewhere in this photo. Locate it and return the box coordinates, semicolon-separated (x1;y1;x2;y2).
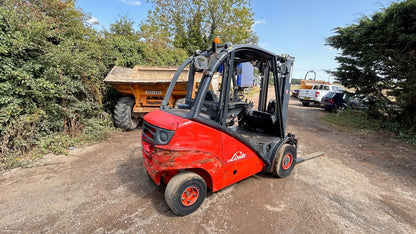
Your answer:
302;102;310;106
165;171;207;216
206;90;218;102
174;98;186;108
334;104;347;113
272;144;297;178
267;99;276;114
114;96;140;131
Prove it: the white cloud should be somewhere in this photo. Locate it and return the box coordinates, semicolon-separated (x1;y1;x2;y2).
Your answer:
87;16;99;25
119;0;141;6
254;20;266;26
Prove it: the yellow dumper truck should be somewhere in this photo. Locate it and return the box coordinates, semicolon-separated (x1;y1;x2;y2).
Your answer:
104;66;189;130
104;65;219;130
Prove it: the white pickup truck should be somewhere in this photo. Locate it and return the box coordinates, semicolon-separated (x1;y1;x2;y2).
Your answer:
298;84;344;106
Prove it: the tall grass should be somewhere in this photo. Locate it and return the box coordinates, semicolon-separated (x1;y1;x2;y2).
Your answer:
323;110;416;144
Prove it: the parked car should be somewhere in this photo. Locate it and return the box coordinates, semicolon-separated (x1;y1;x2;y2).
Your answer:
292;89;299;98
322;92;400;117
298;84;344;106
321;92;350;112
321;91;372;112
346;94;369;110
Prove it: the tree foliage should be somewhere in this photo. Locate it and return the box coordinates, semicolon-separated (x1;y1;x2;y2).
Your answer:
326;0;416;137
143;0;258;55
102;16;188;68
100;16;188;112
0;0;188;166
3;0;257;168
101;16;146;68
0;0;110;159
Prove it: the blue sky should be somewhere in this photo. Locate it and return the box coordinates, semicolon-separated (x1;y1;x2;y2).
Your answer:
76;0;395;81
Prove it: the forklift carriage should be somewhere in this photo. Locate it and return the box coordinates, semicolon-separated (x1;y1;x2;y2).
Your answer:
142;41;297;216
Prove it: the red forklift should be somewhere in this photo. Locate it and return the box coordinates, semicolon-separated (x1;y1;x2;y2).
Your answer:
142;39;297;216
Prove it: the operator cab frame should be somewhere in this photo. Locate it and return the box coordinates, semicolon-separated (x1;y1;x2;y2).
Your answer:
160;42;295;166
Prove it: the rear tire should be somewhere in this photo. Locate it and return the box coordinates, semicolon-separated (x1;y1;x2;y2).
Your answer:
165;171;207;216
174;98;186;108
114;96;140;131
272;145;297;178
334;104;347;113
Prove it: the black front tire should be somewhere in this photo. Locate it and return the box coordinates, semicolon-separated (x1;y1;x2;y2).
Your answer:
165;172;207;216
272;144;297;178
114;96;140;131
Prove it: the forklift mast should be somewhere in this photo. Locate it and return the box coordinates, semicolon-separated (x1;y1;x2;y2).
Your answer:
279;54;295;132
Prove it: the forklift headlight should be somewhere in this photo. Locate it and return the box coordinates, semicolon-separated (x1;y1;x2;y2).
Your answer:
159;131;169;142
156;129;174;145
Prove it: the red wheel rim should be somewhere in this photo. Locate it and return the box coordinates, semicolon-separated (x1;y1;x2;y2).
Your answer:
181;186;199;206
282;153;293;170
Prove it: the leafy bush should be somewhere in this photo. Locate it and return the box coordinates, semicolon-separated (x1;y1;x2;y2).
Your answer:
0;0;111;168
0;1;189;171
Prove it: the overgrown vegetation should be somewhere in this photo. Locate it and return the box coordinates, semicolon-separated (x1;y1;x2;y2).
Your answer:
323;110;416;144
326;0;416;142
0;0;114;171
0;0;257;171
0;0;186;171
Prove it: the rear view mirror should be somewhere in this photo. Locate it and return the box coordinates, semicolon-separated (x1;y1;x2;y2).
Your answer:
194;55;209;70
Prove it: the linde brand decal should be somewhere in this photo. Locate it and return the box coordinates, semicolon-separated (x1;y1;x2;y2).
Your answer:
227;151;246;163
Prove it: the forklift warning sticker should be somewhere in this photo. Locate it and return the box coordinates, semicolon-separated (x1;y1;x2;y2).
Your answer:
227;151;247;163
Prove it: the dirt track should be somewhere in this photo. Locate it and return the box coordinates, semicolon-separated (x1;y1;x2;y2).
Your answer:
1;98;415;233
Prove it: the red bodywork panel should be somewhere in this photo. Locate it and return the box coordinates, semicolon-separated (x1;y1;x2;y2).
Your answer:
142;110;265;192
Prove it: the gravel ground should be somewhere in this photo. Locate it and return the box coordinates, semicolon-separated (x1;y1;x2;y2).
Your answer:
1;96;415;233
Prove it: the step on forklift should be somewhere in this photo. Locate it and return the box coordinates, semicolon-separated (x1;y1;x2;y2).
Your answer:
142;38;297;216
